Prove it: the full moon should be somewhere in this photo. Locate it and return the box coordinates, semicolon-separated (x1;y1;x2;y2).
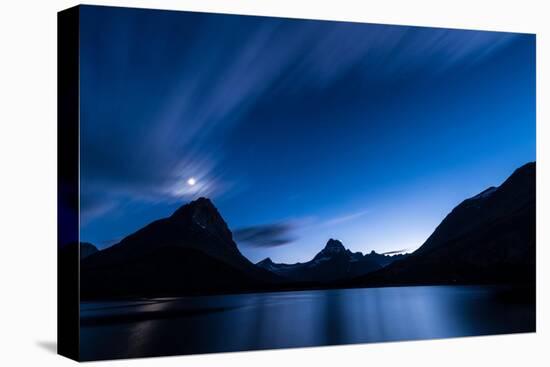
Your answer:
187;177;196;186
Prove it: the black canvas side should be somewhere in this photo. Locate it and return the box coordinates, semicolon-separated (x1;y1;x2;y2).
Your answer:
57;5;80;362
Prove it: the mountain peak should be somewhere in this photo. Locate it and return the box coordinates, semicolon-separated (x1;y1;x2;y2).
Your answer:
312;239;347;261
169;197;233;242
172;197;214;214
515;161;535;174
171;197;218;219
502;161;535;188
257;257;274;266
195;196;214;205
325;238;345;251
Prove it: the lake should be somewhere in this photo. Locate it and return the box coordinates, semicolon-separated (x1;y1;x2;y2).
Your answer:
80;285;535;360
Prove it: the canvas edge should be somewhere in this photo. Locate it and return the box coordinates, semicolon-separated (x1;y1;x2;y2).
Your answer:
57;5;81;362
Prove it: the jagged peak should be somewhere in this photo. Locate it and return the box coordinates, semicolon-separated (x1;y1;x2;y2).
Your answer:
325;238;345;250
311;239;347;261
194;196;214;205
172;197;214;214
170;197;222;222
168;197;234;242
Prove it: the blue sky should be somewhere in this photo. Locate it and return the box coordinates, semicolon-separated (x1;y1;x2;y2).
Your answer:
79;6;536;264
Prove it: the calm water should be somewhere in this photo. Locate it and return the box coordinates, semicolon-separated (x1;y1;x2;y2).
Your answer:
80;286;535;360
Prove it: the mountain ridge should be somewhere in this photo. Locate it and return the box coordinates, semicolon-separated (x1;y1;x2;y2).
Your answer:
352;161;536;286
78;162;535;298
256;238;407;282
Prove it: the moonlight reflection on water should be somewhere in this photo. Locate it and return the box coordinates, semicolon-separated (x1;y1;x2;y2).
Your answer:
80;285;535;361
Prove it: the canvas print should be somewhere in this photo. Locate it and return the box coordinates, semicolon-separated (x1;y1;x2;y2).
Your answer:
58;5;536;361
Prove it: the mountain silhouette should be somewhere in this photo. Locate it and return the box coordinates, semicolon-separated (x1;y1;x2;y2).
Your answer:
59;241;99;259
80;197;279;298
80;242;99;259
78;162;535;299
257;238;406;282
354;162;536;286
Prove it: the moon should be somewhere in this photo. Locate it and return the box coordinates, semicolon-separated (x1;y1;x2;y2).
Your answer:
187;177;196;186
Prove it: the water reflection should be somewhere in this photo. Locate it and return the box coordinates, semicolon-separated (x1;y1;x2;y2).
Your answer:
80;286;535;361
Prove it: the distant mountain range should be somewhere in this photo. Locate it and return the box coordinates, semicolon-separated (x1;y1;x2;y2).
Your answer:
78;162;535;299
257;239;407;282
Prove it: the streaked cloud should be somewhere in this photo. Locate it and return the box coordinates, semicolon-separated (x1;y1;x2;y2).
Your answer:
79;7;521;225
322;209;370;226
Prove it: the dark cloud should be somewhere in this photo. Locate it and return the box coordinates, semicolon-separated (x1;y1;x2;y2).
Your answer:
234;222;297;247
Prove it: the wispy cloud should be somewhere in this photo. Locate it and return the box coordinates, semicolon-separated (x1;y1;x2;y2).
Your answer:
322;209;370;226
79;7;521;225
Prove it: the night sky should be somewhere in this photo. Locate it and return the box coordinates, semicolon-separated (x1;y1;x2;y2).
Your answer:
79;6;536;264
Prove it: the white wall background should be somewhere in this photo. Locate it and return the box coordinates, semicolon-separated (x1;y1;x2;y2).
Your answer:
0;0;547;366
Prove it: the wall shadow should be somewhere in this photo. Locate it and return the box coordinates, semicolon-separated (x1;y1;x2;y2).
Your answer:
36;340;57;354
